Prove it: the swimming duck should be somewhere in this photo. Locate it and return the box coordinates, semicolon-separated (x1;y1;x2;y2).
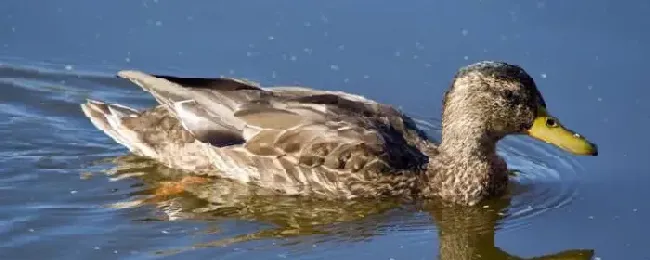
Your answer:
81;61;597;206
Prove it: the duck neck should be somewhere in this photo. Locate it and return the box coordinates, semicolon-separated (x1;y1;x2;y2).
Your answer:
439;125;498;159
421;120;507;205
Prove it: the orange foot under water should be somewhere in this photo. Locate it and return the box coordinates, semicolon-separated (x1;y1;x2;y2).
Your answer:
147;176;212;202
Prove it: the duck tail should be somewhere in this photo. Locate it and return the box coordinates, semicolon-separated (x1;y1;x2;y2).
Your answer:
80;99;155;156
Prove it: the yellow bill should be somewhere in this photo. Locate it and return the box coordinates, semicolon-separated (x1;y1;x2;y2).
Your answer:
526;106;598;156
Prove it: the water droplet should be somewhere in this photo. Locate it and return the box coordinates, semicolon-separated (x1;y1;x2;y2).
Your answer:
290;55;297;61
125;57;131;63
540;73;547;79
587;85;593;90
70;190;78;194
597;97;603;102
268;36;275;40
155;20;162;26
461;29;469;36
463;56;469;60
330;65;339;71
64;65;73;71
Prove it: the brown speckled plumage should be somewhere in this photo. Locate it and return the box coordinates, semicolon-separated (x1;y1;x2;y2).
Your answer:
81;61;547;206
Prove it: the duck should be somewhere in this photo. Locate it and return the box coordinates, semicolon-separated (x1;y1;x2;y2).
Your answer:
80;61;597;206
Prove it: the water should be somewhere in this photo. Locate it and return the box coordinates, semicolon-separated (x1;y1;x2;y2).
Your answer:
1;0;648;259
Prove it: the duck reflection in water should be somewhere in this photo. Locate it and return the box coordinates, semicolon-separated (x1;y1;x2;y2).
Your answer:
101;155;594;260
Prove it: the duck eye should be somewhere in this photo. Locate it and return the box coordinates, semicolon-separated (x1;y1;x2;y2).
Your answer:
545;118;558;128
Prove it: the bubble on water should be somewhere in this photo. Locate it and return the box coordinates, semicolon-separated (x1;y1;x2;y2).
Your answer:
587;85;593;90
330;65;339;71
268;36;275;40
597;97;603;102
461;29;469;36
415;41;424;50
320;15;329;23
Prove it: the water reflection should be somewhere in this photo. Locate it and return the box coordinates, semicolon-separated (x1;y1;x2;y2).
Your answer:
102;155;594;259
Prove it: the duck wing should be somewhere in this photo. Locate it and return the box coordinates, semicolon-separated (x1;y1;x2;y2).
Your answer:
115;71;431;195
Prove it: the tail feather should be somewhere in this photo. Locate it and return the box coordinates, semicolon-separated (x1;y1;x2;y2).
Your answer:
80;99;155;156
